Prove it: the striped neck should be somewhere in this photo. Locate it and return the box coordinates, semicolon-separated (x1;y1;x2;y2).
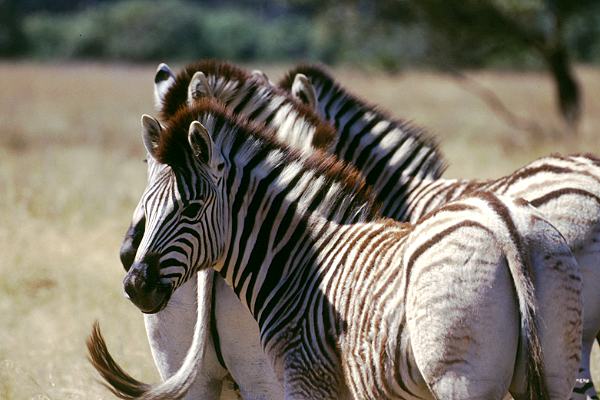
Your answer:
216;129;374;316
223;78;334;153
280;66;447;220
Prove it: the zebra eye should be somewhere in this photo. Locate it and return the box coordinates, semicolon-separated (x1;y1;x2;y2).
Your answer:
181;202;203;219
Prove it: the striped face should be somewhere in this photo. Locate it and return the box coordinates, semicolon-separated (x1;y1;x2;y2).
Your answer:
119;153;164;272
122;115;227;314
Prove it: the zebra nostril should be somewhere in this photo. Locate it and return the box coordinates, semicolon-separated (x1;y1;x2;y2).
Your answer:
123;272;140;301
123;258;161;298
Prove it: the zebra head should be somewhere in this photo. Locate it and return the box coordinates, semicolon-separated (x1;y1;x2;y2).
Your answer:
123;113;227;313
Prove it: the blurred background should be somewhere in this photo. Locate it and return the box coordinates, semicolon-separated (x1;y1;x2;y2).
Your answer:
2;0;600;398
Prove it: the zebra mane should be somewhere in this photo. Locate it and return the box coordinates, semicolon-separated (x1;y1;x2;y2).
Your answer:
156;98;380;221
159;59;336;150
279;64;448;179
160;59;250;119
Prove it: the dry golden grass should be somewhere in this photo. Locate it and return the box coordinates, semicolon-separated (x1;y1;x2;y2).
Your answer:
1;61;599;399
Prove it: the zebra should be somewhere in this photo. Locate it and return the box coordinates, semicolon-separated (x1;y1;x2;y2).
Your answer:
122;60;448;399
88;99;582;399
281;65;600;400
135;60;356;399
134;61;592;398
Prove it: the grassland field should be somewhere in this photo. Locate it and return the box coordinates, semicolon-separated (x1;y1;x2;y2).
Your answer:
1;61;600;399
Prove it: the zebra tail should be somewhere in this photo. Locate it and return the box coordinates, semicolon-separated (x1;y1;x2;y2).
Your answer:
500;226;550;400
87;268;215;400
87;321;150;399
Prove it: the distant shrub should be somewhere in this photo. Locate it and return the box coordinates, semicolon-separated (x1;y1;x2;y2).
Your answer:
22;0;324;62
15;0;600;67
101;0;206;60
24;11;105;58
256;16;313;60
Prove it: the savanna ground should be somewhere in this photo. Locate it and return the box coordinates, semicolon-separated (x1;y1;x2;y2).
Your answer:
1;61;600;399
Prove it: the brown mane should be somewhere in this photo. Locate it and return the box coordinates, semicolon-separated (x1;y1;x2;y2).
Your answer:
156;98;380;218
160;59;251;121
159;59;336;150
279;64;448;175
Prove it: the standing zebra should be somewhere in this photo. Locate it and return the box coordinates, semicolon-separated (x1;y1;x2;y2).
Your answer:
122;60;447;399
124;60;342;399
282;65;600;400
88;99;582;399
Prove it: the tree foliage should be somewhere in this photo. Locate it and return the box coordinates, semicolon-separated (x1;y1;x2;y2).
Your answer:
307;0;600;129
406;0;599;129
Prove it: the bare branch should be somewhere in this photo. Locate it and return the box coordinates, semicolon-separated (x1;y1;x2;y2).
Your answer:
446;69;562;140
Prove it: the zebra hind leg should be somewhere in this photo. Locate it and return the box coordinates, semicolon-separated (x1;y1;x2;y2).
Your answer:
571;340;599;400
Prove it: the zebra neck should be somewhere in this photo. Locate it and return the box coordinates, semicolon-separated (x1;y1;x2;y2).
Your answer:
217;201;331;329
215;150;370;322
310;80;446;220
226;82;318;154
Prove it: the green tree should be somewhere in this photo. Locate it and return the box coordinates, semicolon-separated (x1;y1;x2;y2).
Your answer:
408;0;595;130
0;0;27;56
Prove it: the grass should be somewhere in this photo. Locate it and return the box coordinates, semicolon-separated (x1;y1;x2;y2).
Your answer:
1;61;599;399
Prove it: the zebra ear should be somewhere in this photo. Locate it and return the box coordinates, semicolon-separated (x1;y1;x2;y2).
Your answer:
188;121;213;165
188;71;212;106
141;114;162;158
291;73;317;110
251;69;270;85
154;63;175;110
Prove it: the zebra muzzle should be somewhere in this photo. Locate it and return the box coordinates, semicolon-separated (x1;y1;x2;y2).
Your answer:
122;254;171;314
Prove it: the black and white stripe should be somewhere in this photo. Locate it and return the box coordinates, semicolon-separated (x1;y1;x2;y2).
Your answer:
279;66;447;219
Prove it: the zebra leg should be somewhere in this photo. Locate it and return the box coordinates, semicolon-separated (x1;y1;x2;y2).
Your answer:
513;214;583;400
280;365;343;400
572;340;599;400
571;245;600;400
143;271;228;399
528;186;600;399
273;336;345;400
